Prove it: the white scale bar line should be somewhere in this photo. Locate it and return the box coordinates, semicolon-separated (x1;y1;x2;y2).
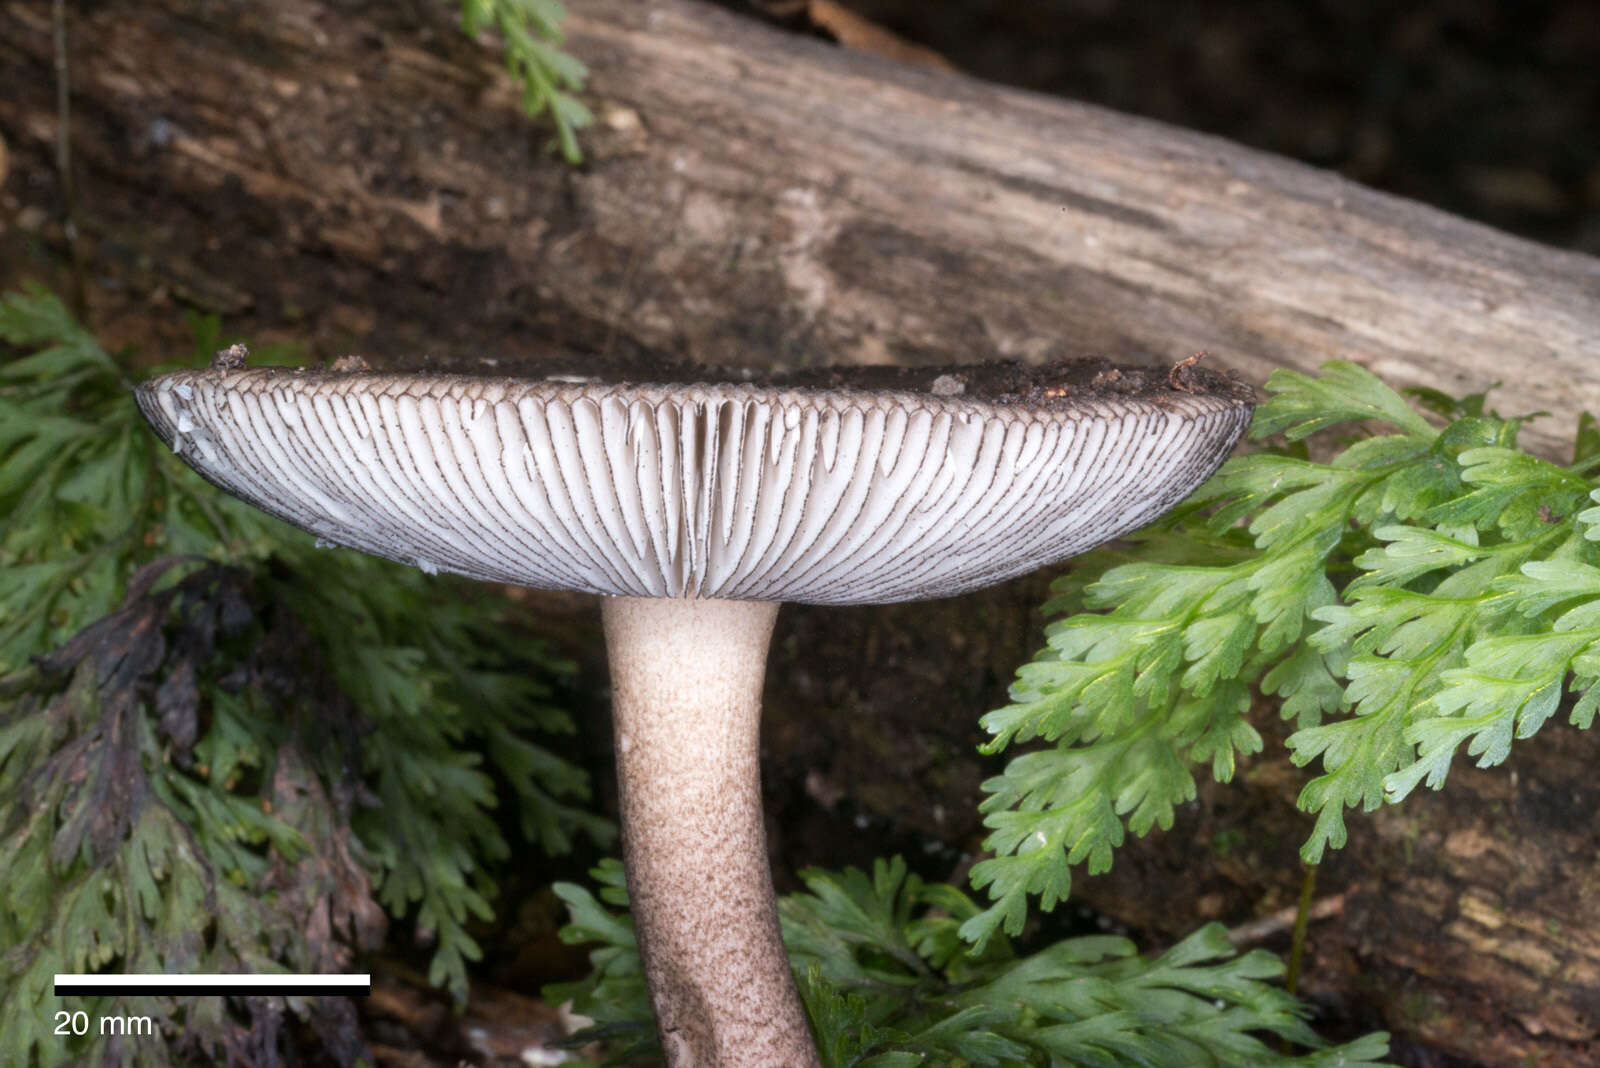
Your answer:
55;974;370;992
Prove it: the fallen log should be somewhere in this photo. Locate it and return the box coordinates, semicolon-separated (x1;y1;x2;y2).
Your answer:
4;2;1600;1064
3;0;1599;455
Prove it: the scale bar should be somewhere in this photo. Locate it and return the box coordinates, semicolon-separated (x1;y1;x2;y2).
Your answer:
55;974;370;997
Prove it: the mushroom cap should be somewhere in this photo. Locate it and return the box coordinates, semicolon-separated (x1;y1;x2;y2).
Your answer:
135;359;1253;605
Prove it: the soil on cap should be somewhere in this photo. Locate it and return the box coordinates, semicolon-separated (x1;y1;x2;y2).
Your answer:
338;350;1257;412
770;354;1256;409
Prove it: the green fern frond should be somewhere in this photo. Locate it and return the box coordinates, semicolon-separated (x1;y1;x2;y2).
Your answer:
1;288;610;1066
549;857;1391;1067
974;357;1600;931
458;0;592;162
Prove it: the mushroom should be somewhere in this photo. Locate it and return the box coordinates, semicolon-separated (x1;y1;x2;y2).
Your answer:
135;352;1254;1066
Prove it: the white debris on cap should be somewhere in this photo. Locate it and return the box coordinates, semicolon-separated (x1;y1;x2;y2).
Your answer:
135;367;1251;605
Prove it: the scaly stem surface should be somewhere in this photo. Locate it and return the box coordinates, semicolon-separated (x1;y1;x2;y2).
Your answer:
602;596;819;1067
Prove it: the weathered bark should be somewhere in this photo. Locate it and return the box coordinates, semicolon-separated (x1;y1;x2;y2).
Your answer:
5;2;1600;1065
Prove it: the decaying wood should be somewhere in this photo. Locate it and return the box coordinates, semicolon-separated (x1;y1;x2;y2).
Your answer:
1224;889;1350;949
3;0;1599;453
4;2;1600;1065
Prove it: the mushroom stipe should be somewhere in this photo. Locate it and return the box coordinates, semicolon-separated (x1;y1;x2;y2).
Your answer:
137;352;1255;1066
